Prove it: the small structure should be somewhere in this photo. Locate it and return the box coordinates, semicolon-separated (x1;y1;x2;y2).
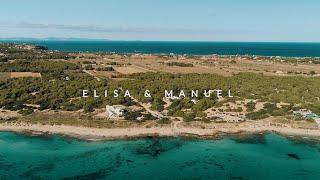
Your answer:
106;105;126;119
293;109;320;125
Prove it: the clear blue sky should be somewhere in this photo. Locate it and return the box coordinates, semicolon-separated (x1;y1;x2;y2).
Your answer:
0;0;319;42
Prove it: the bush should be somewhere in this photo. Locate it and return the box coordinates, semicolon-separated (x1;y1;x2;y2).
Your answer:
183;112;196;122
271;109;287;116
245;101;256;112
84;65;94;70
172;110;185;117
96;67;115;71
309;71;316;75
106;62;119;65
246;110;270;120
82;61;93;64
83;104;94;113
263;103;278;113
0;57;8;62
157;117;171;124
18;108;34;116
196;111;207;118
192;99;215;111
230;60;237;64
310;103;320;114
143;113;158;120
0;60;81;73
151;99;164;111
165;62;194;67
124;110;142;121
201;117;211;123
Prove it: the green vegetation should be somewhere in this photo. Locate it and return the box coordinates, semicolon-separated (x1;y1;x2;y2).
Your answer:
124;110;142;121
0;43;72;60
0;72;10;81
0;56;8;62
18;108;34;116
82;61;95;64
96;66;115;71
245;101;256;112
2;69;319;120
105;61;119;65
0;59;81;80
157;117;171;124
120;72;320;114
230;60;237;64
84;65;94;70
165;62;194;67
309;70;316;75
151;99;165;111
1;43;319;123
183;112;197;122
246;103;292;120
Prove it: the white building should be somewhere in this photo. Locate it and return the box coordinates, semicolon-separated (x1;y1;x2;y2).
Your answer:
106;105;126;118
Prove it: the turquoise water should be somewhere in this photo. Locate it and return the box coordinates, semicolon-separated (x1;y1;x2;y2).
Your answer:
1;132;320;179
2;40;320;57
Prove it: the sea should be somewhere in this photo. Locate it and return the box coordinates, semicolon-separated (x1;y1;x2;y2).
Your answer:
2;40;320;57
1;132;320;179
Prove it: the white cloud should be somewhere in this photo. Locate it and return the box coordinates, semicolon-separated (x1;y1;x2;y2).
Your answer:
0;21;257;34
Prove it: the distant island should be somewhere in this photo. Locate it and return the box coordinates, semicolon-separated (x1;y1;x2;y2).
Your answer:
0;43;320;140
0;37;112;42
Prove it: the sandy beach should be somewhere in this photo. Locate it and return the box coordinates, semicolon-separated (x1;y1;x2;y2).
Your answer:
1;118;320;140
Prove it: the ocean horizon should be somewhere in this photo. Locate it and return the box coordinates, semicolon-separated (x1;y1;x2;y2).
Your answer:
2;40;320;57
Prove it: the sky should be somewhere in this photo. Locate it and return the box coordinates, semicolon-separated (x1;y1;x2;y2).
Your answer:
0;0;319;42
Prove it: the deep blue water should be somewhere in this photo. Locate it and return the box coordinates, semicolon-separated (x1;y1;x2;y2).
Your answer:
1;132;320;179
2;40;320;57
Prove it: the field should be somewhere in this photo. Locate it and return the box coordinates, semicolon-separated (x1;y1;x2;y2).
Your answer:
86;55;320;77
113;65;154;74
9;72;41;78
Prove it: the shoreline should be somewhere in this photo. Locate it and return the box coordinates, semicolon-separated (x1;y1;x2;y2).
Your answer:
1;121;320;141
2;41;320;58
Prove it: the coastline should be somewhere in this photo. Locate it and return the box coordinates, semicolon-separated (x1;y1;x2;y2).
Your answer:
1;120;320;141
2;40;320;58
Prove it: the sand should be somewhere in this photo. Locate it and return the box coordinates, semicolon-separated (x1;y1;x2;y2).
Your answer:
1;118;319;140
9;72;41;78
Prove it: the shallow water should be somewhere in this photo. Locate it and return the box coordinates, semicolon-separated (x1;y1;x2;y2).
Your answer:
1;132;320;179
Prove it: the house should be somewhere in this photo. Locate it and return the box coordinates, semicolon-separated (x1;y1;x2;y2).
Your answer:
294;109;320;125
106;105;127;118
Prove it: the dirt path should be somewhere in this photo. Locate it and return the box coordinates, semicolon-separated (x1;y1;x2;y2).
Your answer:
132;64;156;73
129;95;183;131
130;96;164;119
83;70;101;81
